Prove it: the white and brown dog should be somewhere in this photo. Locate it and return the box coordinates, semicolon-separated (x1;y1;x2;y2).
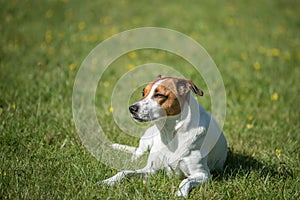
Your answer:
102;75;227;198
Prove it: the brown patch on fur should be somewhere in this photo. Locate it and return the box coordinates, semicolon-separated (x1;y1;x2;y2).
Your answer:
141;76;170;99
141;76;203;116
142;82;154;99
156;75;204;96
153;84;181;116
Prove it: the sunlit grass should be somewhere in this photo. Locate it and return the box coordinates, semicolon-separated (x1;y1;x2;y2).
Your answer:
0;0;299;199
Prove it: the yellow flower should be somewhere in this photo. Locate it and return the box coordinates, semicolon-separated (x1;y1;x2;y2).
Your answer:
127;64;135;71
11;103;16;110
78;22;86;31
45;9;53;18
40;42;47;50
92;57;98;65
103;81;110;87
100;16;112;25
107;27;118;36
128;51;137;59
253;62;261;71
69;63;75;71
271;92;279;101
109;106;114;113
275;148;281;154
240;53;248;61
225;18;234;26
296;52;300;61
268;48;280;57
45;31;52;44
258;46;266;54
247;115;253;121
246;124;254;129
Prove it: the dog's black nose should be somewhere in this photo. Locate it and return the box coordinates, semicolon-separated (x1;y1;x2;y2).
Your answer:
129;104;139;113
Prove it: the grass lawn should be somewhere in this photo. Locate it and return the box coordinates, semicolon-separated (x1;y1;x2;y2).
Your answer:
1;0;299;199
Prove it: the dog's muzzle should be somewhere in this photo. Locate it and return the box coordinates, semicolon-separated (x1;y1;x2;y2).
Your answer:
129;104;145;122
129;104;139;114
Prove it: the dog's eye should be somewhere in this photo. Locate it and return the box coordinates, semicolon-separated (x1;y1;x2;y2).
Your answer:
142;88;145;97
154;93;167;98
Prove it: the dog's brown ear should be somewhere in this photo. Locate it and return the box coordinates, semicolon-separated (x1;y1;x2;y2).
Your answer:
187;80;204;96
157;75;169;79
177;79;204;96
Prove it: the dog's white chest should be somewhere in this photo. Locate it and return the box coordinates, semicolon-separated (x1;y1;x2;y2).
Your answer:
146;125;206;175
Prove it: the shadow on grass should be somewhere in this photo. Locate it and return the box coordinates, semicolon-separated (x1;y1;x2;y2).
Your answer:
213;148;294;181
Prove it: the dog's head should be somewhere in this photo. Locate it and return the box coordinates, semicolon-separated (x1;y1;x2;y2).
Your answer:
129;75;203;122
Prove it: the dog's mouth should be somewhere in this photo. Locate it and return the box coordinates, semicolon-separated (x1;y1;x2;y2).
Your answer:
131;114;149;123
129;104;161;123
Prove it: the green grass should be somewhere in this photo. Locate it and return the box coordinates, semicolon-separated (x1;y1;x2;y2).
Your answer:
1;0;299;199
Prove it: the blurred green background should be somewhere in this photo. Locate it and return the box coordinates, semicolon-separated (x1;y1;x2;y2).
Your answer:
0;0;299;199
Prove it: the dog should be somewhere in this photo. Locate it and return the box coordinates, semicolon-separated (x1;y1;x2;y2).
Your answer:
102;75;227;198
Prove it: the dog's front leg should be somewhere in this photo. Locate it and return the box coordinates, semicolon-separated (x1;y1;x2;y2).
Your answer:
101;168;155;186
111;143;137;154
175;171;210;198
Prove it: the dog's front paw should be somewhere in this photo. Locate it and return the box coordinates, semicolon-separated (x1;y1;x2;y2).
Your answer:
98;177;118;186
175;190;188;198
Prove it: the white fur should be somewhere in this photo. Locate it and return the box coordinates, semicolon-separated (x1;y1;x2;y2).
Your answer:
102;81;227;198
134;79;166;121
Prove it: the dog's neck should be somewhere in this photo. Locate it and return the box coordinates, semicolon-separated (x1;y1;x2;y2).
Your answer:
155;93;200;144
